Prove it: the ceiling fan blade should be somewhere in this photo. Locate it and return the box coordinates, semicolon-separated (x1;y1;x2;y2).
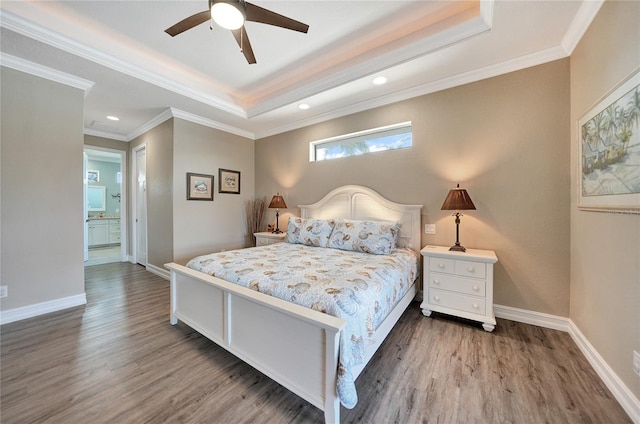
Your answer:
245;2;309;33
231;26;256;64
165;10;211;37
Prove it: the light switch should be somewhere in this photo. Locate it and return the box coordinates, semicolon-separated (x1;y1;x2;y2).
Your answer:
424;224;436;234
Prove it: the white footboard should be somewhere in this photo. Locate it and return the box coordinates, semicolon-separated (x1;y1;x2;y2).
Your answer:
165;263;346;424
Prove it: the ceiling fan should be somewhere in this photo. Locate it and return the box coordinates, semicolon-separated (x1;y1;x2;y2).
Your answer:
165;0;309;64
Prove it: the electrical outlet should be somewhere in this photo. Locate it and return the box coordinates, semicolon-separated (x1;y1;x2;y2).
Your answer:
424;224;436;235
634;351;640;377
0;285;7;298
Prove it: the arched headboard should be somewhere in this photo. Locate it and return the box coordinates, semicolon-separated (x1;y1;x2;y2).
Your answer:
298;185;423;251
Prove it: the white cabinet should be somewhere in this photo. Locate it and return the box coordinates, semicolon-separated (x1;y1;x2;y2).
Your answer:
254;232;286;246
420;245;498;332
109;219;121;244
88;218;121;247
88;220;109;247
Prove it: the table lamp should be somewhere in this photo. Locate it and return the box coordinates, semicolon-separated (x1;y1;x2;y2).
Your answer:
441;184;476;252
268;193;287;234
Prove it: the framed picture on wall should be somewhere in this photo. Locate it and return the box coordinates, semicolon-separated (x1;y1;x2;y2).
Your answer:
218;168;241;194
578;68;640;213
87;170;100;183
186;172;214;201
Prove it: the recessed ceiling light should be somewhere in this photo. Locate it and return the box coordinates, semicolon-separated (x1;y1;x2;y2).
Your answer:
298;103;310;110
373;76;388;86
106;115;120;121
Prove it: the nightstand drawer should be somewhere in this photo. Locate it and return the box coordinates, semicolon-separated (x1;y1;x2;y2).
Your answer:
430;257;486;279
254;232;286;247
256;237;271;246
455;261;486;279
429;274;486;297
430;289;486;315
429;258;455;274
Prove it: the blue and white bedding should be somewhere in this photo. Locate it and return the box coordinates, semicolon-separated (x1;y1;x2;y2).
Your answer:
186;242;419;408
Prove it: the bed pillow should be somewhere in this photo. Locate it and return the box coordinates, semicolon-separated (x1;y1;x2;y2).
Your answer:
286;217;336;247
327;219;401;255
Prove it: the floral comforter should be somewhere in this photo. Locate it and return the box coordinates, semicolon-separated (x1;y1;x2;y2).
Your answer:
186;242;419;408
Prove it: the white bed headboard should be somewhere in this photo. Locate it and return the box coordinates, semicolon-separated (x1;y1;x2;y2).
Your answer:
298;185;423;252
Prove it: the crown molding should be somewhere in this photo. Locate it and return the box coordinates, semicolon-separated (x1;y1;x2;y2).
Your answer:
0;52;94;92
83;107;255;142
0;10;246;118
84;128;129;142
126;109;174;141
247;2;493;119
169;108;255;140
255;44;568;139
561;0;604;55
82;41;569;142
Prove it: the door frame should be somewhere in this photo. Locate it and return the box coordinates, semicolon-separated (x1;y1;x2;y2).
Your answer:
131;144;147;266
83;146;127;262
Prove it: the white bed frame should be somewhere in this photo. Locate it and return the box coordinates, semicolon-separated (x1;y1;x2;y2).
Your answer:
165;185;422;423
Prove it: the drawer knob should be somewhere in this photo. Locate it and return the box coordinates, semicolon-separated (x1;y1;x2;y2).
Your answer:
433;279;440;285
438;263;445;269
434;295;440;302
472;303;479;309
472;285;479;291
467;267;475;273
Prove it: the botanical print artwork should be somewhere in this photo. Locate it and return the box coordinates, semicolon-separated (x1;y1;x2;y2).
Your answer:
186;173;214;201
581;82;640;197
218;169;241;194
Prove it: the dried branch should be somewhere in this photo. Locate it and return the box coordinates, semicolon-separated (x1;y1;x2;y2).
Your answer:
245;196;267;247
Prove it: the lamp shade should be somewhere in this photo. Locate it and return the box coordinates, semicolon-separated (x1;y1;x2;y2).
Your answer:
441;184;476;211
268;193;287;209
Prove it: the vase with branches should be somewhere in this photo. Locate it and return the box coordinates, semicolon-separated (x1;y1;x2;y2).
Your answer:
244;196;267;247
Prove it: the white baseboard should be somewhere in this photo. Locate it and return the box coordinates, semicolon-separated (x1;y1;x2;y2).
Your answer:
495;304;639;423
126;258;169;281
0;293;87;325
494;304;570;331
569;321;640;424
146;263;170;281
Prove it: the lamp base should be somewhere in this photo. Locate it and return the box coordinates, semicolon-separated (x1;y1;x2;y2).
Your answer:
449;243;466;252
271;229;283;234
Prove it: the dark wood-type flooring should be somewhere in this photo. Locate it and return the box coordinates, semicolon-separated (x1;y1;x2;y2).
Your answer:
1;262;630;423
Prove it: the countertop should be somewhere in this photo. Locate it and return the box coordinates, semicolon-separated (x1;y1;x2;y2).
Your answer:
87;215;120;220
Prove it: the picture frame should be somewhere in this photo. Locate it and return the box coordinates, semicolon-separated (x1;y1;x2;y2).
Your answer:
578;68;640;213
87;170;100;183
218;168;241;194
186;173;214;201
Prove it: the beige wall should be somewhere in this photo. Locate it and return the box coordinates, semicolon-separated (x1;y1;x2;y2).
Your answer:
256;59;571;316
129;119;174;269
172;118;255;264
570;0;640;399
84;135;129;152
1;67;85;310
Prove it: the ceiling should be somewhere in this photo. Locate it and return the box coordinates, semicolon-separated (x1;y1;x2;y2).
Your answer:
0;1;601;141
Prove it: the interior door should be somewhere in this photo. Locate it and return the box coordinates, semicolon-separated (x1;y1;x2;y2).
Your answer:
135;147;147;266
83;152;89;262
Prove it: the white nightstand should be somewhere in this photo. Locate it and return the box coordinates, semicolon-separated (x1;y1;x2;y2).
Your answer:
254;232;286;246
420;245;498;332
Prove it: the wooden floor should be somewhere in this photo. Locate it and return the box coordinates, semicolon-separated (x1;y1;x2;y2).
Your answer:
1;262;630;423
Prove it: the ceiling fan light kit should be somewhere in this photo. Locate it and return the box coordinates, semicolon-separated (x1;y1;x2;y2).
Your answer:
211;0;246;30
165;0;309;64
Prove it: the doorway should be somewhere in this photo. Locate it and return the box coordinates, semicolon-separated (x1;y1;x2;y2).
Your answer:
84;146;127;266
132;145;147;267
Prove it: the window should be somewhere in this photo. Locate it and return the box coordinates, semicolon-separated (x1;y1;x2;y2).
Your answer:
310;122;412;162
